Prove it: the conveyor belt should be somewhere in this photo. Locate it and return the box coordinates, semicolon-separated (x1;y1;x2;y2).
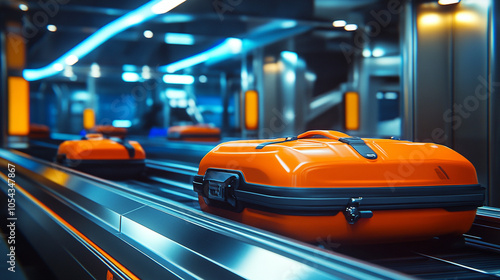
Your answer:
7;140;500;279
0;149;413;279
140;159;500;280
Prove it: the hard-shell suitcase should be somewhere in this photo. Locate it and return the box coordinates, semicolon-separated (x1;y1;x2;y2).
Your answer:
168;124;221;142
193;130;484;243
56;133;145;178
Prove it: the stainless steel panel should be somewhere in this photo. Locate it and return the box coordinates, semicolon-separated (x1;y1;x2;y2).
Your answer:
452;0;491;204
489;1;500;207
261;53;310;137
410;0;492;204
401;0;415;141
414;2;454;146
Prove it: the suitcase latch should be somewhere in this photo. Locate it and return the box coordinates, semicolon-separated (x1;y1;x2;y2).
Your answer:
193;170;241;208
343;197;373;224
207;176;238;207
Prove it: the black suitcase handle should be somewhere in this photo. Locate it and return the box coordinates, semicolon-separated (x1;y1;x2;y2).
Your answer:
257;130;378;159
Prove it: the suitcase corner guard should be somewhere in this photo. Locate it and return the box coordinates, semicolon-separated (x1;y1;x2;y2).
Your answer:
193;170;241;211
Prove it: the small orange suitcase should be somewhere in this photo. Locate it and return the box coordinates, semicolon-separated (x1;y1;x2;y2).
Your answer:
29;124;50;138
56;134;145;178
193;130;484;244
91;125;127;139
168;124;221;142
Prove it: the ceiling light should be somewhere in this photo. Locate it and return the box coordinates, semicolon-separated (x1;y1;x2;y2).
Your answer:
151;0;186;14
47;25;57;32
332;20;346;27
344;24;358;31
438;0;460;5
63;66;74;78
419;14;441;25
372;48;385;57
112;120;132;128
362;49;371;57
165;89;187;99
90;63;101;78
18;4;28;11
65;55;79;65
23;0;187;81
163;74;195;84
122;64;138;72
161;38;242;73
143;30;154;38
281;51;298;64
198;75;207;83
159;21;310;73
280;20;297;28
122;72;140;82
164;33;195;45
141;65;152;79
455;11;477;23
52;63;64;71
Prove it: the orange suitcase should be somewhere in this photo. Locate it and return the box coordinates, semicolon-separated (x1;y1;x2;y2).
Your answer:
56;134;145;178
29;124;50;138
193;130;485;244
91;125;127;139
168;124;221;142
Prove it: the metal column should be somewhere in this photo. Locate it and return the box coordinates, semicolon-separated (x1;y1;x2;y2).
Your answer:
406;0;493;205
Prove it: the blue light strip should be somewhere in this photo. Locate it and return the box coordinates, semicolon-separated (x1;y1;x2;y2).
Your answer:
159;38;242;73
23;0;186;81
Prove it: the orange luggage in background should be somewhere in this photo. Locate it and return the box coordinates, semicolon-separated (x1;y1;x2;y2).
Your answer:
168;124;221;142
56;134;145;178
193;130;485;244
29;124;50;138
91;125;127;139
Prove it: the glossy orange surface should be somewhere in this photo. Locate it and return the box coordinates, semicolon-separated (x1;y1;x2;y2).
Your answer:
8;77;29;136
57;136;145;160
83;109;95;130
199;197;476;243
198;130;477;188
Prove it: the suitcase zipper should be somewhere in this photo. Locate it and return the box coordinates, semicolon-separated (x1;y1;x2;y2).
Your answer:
194;169;485;216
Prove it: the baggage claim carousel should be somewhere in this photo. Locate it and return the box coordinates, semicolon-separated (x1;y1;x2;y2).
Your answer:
1;138;500;280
